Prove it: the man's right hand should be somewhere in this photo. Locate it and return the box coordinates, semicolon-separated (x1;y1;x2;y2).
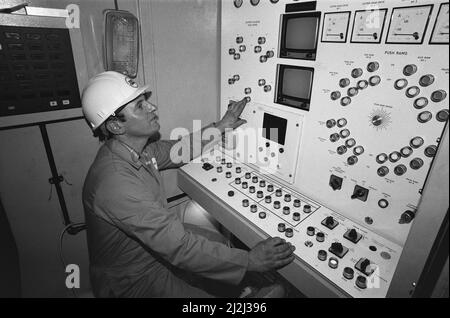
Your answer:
248;237;296;272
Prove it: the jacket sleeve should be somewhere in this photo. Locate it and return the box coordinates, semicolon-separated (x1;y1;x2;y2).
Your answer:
95;171;249;285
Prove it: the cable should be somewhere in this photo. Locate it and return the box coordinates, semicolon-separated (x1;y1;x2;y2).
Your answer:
59;222;85;298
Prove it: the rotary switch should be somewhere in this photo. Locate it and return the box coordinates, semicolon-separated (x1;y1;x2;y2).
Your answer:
344;228;362;243
322;216;339;229
329;242;349;258
355;258;376;276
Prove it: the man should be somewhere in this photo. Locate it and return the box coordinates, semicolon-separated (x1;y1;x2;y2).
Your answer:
82;71;295;298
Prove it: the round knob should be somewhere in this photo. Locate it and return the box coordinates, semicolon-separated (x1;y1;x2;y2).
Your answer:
236;167;242;173
417;111;433;123
252;176;258;183
394;164;407;176
229;48;236;55
267;184;274;192
303;205;311;213
233;0;243;8
343;267;354;280
376;153;388;164
318;250;328;261
367;62;379;73
400;146;413;158
258;37;266;45
337;146;347;155
226;162;232;168
242;199;249;207
347;87;358;97
330;91;341;101
328;257;339;269
389;151;401;163
431;90;447;103
406;86;420;98
403;64;418;76
316;232;325;242
242;181;248;189
351;68;363;78
278;223;286;232
377;166;389;177
226;171;232;178
235;177;241;184
410;158;424;170
356;276;367;289
258;211;266;219
394;78;408;90
249;186;255;193
258;79;266;86
233;53;241;60
337;118;347;128
259;180;266;188
340;97;352;107
216;166;223;173
339;78;350;88
369;75;381;86
353;146;365;156
378;198;389;209
264;85;271;92
293;212;301;221
400;210;415;224
275;189;282;197
283;206;290;215
284;194;291;202
254;46;262;53
357;80;369;90
307;226;315;236
347;155;358;165
410;137;424;149
345;138;356;148
293;199;301;207
266;50;274;58
285;228;293;238
260;55;267;63
228;190;234;197
221;158;226;165
257;190;264;198
414;97;429;109
228;78;235;85
340;129;351;138
265;196;271;203
239;45;246;52
436;109;449;122
250;204;258;213
330;133;340;142
424;145;437;158
419;74;435;87
245;87;252;95
326;119;336;128
245;172;251;179
236;36;244;44
274;201;281;209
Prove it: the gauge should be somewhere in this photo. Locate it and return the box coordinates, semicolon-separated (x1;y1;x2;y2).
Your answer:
351;9;388;43
386;5;433;44
322;12;351;43
430;3;449;44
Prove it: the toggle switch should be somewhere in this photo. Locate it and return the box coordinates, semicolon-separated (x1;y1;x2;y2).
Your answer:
322;216;339;230
343;228;362;244
351;185;369;202
329;175;343;191
202;162;214;171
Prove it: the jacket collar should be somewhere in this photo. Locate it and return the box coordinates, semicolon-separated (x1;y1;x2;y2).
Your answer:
106;138;143;170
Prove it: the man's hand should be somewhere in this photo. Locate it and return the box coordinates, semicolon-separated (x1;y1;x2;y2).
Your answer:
216;98;248;131
248;237;296;272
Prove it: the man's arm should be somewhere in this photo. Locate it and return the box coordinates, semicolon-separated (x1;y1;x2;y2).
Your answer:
149;98;248;170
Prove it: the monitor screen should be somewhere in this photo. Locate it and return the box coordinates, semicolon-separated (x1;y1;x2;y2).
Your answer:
280;12;321;60
275;65;314;111
263;113;287;146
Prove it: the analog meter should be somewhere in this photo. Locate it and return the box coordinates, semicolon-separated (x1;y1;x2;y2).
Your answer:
430;3;449;44
321;12;351;43
351;9;388;43
386;5;433;44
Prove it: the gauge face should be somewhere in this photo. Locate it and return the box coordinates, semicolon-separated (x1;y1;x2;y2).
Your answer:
386;5;433;44
351;9;388;43
322;12;351;43
430;3;449;44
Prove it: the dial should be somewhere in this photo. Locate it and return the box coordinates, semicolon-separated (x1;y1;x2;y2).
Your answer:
387;5;433;44
322;12;351;42
351;9;388;43
430;4;449;44
369;108;391;131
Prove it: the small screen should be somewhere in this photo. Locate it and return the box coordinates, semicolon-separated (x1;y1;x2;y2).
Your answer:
263;113;288;146
285;17;319;50
282;67;313;100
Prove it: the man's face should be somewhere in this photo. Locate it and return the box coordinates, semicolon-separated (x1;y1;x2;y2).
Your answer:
120;94;160;138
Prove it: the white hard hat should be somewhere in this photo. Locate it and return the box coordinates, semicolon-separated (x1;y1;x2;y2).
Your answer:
81;71;150;130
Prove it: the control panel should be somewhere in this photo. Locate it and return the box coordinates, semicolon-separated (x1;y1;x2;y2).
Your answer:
180;0;448;297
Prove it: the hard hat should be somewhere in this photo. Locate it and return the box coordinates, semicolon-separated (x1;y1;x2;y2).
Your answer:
81;71;150;130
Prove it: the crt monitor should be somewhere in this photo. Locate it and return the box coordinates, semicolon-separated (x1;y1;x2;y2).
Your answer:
275;64;314;111
279;12;321;60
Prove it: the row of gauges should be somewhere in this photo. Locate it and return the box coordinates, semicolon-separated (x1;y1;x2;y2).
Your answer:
322;3;448;45
233;0;279;8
